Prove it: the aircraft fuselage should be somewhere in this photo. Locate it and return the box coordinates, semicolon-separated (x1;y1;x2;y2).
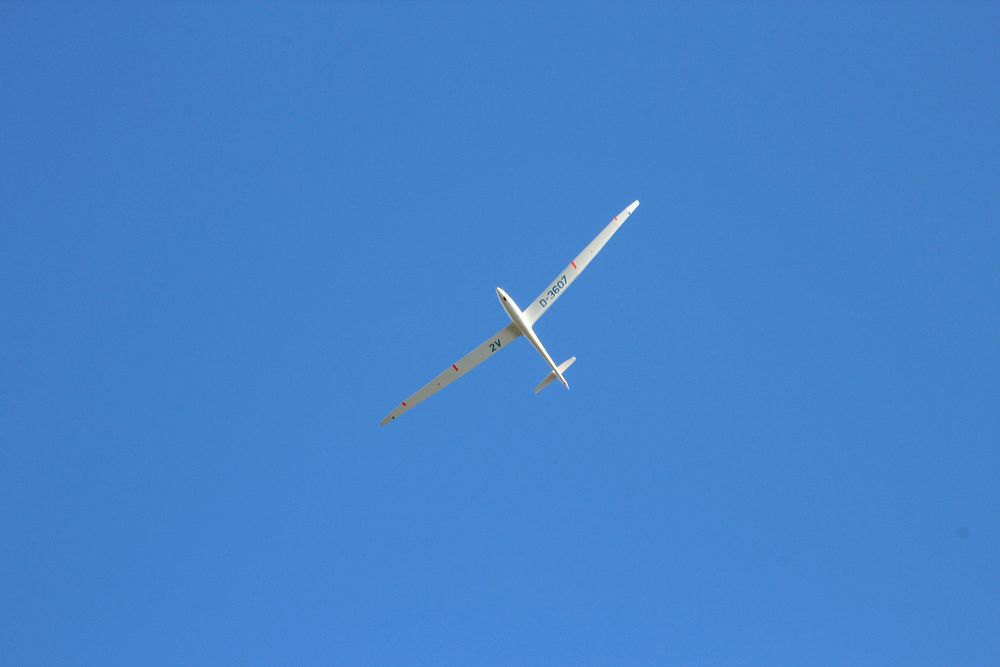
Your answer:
496;287;568;389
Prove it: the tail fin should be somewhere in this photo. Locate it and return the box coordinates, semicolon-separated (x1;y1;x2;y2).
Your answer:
534;357;576;394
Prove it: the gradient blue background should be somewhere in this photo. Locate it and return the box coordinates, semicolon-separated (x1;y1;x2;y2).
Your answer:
2;3;998;665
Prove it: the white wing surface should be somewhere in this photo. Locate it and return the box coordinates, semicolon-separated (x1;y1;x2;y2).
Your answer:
380;323;522;426
522;200;639;325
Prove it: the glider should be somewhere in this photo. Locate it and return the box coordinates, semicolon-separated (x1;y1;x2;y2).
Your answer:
380;200;640;426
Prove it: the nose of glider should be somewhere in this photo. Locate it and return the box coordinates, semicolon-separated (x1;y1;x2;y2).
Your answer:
496;287;508;303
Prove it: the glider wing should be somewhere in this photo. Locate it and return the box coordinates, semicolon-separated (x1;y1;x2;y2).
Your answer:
380;322;522;426
523;200;639;325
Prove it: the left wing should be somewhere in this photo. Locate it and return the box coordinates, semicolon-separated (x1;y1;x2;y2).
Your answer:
522;200;639;325
380;322;521;426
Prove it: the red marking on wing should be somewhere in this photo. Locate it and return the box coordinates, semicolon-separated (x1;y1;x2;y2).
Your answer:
401;401;407;407
571;260;577;269
452;364;459;372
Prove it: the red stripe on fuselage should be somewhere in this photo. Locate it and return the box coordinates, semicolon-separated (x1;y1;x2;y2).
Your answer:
571;260;577;269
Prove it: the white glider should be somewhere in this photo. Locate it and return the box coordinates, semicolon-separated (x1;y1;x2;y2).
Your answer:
380;200;640;426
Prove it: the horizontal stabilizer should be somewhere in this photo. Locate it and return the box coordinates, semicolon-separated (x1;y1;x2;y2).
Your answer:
534;357;576;394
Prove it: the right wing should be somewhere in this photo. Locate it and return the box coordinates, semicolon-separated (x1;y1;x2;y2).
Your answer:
522;200;639;325
380;322;522;426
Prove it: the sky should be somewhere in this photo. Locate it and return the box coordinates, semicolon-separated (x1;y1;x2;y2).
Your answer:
2;2;998;665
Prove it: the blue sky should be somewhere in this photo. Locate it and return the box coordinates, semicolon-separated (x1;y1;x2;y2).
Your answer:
2;3;998;664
